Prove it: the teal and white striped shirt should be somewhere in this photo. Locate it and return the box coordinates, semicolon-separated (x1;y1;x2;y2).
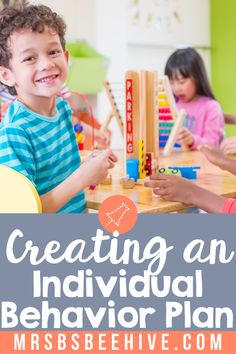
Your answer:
0;97;86;213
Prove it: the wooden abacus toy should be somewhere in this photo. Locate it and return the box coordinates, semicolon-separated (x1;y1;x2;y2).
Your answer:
125;70;159;181
158;76;186;156
101;80;124;136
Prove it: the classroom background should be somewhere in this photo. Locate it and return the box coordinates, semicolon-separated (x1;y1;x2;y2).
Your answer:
29;0;235;149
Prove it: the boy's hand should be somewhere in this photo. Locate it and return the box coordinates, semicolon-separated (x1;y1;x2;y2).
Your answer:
176;128;194;147
89;149;117;167
107;150;118;168
220;136;236;155
200;144;227;168
82;150;118;186
144;173;195;204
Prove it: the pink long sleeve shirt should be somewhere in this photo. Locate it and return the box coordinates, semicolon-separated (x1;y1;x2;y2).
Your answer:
177;96;225;150
221;198;236;213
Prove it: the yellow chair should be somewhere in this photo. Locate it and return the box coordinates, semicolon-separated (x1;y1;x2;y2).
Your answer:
0;164;42;213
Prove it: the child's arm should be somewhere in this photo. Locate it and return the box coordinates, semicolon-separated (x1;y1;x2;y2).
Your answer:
0;125;116;213
224;113;236;124
176;127;194;147
144;174;226;213
200;144;236;175
40;150;117;213
220;136;236;155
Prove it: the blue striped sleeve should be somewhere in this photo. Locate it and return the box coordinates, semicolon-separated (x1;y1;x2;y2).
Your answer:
0;125;36;183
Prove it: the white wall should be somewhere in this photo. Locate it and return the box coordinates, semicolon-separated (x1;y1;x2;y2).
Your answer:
126;0;210;76
93;0;127;149
30;0;80;41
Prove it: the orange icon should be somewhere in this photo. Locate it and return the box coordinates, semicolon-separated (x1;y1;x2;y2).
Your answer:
98;195;138;234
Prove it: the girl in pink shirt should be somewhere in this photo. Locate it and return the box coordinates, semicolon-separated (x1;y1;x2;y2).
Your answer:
144;49;233;213
165;48;224;149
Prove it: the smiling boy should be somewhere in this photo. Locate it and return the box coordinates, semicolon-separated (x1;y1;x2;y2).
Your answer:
0;3;117;213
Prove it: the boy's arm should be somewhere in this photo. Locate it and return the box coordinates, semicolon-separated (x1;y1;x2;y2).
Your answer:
40;164;89;213
40;150;117;213
0;126;117;213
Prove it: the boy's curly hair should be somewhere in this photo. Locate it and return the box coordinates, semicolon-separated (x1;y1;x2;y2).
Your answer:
0;2;67;95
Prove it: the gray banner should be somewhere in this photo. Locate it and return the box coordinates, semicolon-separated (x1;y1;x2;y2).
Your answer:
0;215;235;331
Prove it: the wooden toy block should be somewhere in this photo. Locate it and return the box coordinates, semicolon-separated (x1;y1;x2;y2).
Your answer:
158;167;181;176
126;159;139;181
138;139;146;179
168;166;200;179
144;152;153;176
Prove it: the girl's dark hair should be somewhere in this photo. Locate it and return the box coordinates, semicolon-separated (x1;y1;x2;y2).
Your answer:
0;2;67;95
164;47;215;100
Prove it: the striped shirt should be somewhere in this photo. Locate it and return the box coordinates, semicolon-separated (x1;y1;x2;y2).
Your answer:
0;97;86;213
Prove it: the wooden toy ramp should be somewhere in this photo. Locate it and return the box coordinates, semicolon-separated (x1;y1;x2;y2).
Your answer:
0;164;42;213
101;80;124;136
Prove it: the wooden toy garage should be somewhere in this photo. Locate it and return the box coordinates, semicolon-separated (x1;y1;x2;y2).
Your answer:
125;70;159;181
124;71;186;181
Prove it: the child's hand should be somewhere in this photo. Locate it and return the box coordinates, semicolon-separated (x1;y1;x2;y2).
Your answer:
144;173;195;204
220;136;236;155
88;149;117;167
177;128;194;147
144;172;226;213
82;150;118;186
107;150;118;168
200;144;227;168
94;129;111;148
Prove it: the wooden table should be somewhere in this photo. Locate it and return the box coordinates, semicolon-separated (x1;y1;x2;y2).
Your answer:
85;150;236;213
